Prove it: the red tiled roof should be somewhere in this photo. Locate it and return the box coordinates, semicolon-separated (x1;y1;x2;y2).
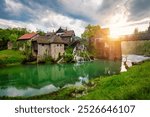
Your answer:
18;33;37;40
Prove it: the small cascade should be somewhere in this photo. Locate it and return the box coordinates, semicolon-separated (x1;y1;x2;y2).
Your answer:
73;45;92;63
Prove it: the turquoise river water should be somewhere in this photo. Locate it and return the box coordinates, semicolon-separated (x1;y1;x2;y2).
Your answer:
0;60;121;97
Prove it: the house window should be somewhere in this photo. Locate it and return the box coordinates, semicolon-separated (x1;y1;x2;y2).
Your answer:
57;44;59;46
42;44;44;46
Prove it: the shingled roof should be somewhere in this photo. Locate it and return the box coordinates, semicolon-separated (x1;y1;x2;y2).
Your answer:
56;27;66;33
61;30;75;37
50;35;66;44
36;35;67;44
18;33;38;40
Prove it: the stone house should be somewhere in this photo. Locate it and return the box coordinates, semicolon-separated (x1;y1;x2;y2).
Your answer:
32;35;66;61
17;33;39;51
17;27;76;62
55;27;75;46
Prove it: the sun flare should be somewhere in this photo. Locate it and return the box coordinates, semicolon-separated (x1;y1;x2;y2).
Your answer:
109;13;128;38
109;4;129;39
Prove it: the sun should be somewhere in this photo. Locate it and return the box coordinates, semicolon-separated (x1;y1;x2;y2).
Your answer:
109;14;127;38
109;6;129;39
110;29;121;39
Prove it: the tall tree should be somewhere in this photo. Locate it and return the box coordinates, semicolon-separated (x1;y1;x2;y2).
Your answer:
81;24;102;39
134;28;139;35
0;28;29;50
9;34;18;42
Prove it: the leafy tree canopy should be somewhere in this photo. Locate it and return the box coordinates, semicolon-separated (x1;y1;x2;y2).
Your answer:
81;24;102;39
0;28;30;50
0;28;30;42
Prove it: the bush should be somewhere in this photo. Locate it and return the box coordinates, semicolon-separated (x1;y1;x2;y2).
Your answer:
64;53;74;63
45;56;55;63
65;47;73;54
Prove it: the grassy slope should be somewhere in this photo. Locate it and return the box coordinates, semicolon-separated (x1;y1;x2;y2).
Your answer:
1;60;150;100
79;61;150;100
0;50;25;65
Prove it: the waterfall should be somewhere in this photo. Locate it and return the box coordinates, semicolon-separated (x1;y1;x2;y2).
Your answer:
73;45;92;63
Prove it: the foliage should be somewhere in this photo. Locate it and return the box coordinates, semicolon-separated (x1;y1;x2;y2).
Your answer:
20;41;36;63
0;50;26;65
81;24;102;39
81;24;106;54
45;56;55;63
79;51;91;61
36;29;45;36
63;47;74;63
0;28;30;50
65;47;73;54
64;53;74;63
8;34;18;42
122;40;150;56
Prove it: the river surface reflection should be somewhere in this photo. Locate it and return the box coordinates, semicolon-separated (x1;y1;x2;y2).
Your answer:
0;60;121;97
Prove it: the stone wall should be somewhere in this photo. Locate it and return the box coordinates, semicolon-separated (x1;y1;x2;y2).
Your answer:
37;44;50;61
50;44;64;60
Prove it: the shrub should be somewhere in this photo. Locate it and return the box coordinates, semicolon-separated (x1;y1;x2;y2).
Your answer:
64;53;74;63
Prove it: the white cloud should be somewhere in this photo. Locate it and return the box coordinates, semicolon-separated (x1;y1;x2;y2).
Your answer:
4;0;25;15
0;19;25;28
32;9;87;36
0;19;37;31
4;0;34;17
59;0;103;20
1;0;88;36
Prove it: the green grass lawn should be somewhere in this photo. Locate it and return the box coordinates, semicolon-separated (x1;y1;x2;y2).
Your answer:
1;60;150;100
79;61;150;100
0;50;25;65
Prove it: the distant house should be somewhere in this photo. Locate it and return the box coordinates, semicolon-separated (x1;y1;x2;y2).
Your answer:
17;33;39;51
32;35;66;61
55;27;75;45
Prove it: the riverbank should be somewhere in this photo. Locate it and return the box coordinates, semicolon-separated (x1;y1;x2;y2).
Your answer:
122;40;150;56
0;50;26;66
1;59;150;100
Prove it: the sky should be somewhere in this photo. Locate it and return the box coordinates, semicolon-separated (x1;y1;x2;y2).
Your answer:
0;0;150;37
